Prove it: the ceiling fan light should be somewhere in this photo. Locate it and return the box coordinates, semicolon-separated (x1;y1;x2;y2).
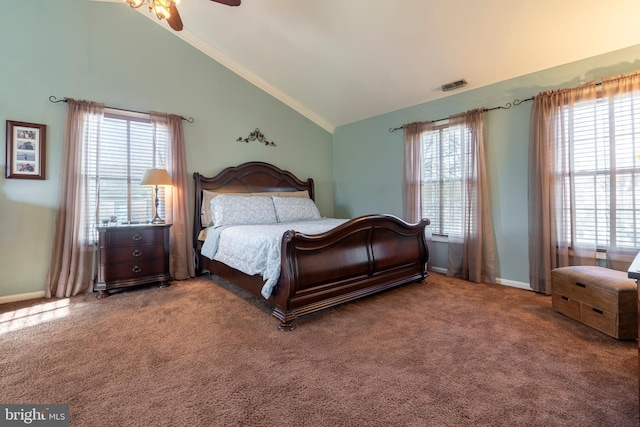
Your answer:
125;0;238;32
154;0;175;20
154;6;171;20
126;0;145;8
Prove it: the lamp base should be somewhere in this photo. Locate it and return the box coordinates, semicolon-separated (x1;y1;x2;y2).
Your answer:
150;214;165;224
150;184;165;224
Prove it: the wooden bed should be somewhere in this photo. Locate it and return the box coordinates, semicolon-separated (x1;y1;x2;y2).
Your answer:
193;161;430;330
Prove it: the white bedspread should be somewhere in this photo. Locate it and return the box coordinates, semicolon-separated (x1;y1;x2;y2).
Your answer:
201;218;348;298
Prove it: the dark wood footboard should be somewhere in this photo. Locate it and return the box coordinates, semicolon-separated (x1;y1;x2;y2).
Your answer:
273;214;429;330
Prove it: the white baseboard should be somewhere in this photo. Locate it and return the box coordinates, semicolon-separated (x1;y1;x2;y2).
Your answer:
430;266;448;275
495;277;533;291
0;291;46;305
428;267;533;291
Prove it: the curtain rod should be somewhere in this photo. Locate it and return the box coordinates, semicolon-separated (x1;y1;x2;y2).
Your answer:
388;97;532;133
48;96;195;123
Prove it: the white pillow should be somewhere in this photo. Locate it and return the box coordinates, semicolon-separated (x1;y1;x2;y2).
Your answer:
210;195;277;227
200;190;309;227
278;190;310;198
201;191;253;227
200;190;220;227
272;196;321;223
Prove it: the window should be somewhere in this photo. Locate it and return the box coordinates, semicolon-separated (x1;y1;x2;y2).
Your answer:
558;93;640;251
421;123;463;236
82;110;169;243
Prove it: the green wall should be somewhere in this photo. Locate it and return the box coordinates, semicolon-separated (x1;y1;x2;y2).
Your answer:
333;44;640;287
0;0;332;300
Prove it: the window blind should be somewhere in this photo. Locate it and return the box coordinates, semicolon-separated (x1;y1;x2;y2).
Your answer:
560;93;639;250
421;125;463;236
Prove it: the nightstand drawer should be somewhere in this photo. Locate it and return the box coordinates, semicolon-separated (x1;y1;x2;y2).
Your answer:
101;244;166;264
101;259;168;283
102;227;166;247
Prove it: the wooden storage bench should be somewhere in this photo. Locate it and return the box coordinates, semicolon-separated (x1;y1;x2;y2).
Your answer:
551;266;637;339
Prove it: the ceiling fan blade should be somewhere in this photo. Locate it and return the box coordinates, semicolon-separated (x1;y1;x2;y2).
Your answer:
211;0;241;6
167;3;184;31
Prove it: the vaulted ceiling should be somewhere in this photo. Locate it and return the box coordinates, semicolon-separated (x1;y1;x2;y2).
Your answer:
97;0;640;132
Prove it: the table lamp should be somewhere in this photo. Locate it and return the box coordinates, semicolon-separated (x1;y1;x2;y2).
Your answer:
140;168;173;224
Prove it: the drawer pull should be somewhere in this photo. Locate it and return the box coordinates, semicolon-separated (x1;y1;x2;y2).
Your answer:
592;307;603;315
132;233;142;241
575;282;586;288
132;249;142;257
132;266;142;273
561;296;570;301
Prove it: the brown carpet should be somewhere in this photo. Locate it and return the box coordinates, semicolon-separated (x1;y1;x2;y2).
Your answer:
0;272;637;426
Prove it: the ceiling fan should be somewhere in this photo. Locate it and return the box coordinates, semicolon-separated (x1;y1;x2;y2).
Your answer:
125;0;241;32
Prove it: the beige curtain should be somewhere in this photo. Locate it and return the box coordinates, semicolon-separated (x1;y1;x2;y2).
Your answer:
529;83;598;294
150;112;195;280
403;121;433;223
45;99;104;297
447;109;496;283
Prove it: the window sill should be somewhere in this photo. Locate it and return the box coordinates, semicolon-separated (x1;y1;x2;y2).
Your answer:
430;234;449;243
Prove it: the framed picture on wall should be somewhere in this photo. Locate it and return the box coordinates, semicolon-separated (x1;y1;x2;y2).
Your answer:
5;120;46;180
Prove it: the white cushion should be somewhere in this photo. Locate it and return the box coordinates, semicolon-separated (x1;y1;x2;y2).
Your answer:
200;190;220;227
201;191;252;227
272;196;321;223
210;195;277;227
201;190;310;227
277;190;310;198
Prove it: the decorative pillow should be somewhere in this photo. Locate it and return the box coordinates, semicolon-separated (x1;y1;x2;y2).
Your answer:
200;190;309;227
278;190;310;198
201;191;253;227
272;196;321;223
250;192;277;198
249;190;310;198
201;190;220;227
210;195;277;227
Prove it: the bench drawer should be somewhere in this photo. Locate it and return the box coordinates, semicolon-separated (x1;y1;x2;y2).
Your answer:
552;273;618;312
580;303;616;337
552;293;580;321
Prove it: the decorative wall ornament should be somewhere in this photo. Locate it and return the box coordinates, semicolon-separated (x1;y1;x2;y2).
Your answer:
237;128;276;146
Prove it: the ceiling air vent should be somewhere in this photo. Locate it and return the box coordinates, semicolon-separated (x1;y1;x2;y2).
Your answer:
441;79;467;92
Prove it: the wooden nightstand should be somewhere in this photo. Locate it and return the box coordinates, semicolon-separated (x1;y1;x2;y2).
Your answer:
94;223;171;298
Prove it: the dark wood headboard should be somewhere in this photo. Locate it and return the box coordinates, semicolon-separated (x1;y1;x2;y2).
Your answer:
192;161;315;251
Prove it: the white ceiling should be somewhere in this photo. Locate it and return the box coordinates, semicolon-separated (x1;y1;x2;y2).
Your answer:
99;0;640;132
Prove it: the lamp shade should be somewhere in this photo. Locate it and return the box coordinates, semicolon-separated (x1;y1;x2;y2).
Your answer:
140;168;173;186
